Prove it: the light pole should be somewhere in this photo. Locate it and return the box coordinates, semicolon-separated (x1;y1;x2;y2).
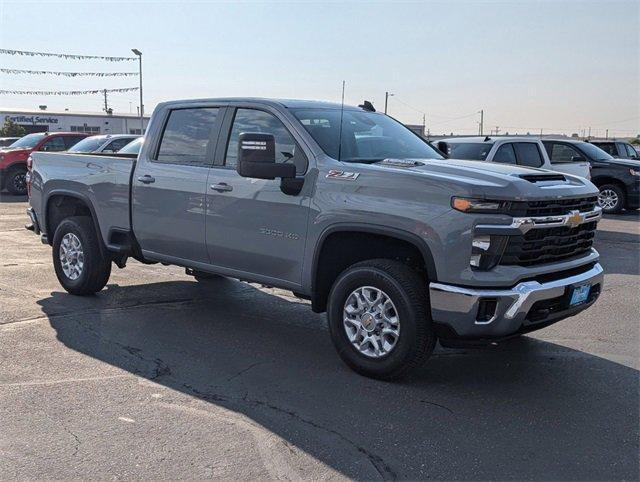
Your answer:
131;48;143;134
384;92;394;114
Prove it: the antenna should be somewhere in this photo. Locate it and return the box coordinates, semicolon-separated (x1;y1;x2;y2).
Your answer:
337;80;345;162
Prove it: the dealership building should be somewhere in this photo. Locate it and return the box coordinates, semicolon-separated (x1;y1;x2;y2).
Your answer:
0;108;150;135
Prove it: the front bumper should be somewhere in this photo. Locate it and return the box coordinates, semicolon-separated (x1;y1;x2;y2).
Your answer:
429;263;603;339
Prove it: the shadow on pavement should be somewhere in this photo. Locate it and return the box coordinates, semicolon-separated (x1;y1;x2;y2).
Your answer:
0;192;27;203
38;279;639;480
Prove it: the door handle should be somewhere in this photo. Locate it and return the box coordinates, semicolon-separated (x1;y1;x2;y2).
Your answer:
137;175;155;184
210;182;233;192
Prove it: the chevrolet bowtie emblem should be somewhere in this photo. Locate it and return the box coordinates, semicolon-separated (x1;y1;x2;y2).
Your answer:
567;210;584;228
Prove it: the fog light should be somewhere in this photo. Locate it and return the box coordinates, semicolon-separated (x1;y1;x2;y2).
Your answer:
470;235;507;270
476;298;498;323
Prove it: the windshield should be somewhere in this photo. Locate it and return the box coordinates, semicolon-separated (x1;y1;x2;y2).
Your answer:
292;108;443;163
117;137;143;154
67;137;106;153
7;133;45;149
579;142;614;160
447;142;493;161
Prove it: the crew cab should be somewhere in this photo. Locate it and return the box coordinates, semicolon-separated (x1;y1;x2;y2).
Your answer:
434;136;591;179
589;140;640;160
67;134;140;154
0;132;87;195
27;98;604;379
542;139;640;213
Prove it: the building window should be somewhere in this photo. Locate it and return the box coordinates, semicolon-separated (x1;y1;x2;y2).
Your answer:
129;128;143;135
71;125;100;133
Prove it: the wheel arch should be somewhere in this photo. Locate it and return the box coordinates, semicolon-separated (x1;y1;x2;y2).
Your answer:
310;224;437;313
44;190;105;254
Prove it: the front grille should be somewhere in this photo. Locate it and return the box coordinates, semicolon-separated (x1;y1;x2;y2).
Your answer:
509;196;598;217
500;221;597;267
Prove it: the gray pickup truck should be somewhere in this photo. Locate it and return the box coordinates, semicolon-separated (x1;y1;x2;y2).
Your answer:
27;98;604;379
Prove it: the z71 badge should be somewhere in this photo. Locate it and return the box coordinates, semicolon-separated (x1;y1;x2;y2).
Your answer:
326;170;360;181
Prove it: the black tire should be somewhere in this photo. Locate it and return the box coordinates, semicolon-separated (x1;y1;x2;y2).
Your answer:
327;259;436;380
5;165;28;195
52;216;111;295
597;184;625;214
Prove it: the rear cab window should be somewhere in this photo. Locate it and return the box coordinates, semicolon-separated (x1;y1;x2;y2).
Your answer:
493;143;517;164
154;107;220;167
513;143;543;168
448;143;493;161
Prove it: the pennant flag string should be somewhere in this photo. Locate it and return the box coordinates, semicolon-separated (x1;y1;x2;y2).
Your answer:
0;48;136;61
0;87;140;96
1;68;139;77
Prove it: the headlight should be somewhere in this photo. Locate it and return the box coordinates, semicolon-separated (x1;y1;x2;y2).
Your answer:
470;235;508;270
452;197;510;214
629;168;640;177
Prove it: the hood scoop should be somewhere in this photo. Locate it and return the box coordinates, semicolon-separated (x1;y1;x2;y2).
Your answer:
519;173;567;183
375;158;425;168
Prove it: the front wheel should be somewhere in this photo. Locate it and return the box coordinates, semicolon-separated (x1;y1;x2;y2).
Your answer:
52;216;111;295
597;184;625;214
327;259;436;380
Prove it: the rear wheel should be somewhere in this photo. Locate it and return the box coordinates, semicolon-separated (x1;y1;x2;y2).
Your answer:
597;184;625;214
5;165;27;195
327;259;436;380
52;216;111;295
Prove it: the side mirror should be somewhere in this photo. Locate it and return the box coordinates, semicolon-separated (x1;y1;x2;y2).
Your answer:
236;132;295;180
570;155;587;163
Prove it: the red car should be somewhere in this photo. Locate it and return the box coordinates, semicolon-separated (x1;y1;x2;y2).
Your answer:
0;132;88;195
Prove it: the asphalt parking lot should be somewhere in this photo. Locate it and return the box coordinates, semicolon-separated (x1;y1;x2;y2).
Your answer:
0;193;638;480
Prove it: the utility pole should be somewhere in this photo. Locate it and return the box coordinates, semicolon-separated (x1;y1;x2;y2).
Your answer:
494;126;500;136
103;89;108;113
588;126;591;139
606;129;609;139
384;91;394;114
478;109;484;136
132;48;144;134
422;114;426;137
539;128;543;138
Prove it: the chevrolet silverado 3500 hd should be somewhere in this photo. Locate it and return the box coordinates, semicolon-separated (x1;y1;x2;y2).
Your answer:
27;98;604;379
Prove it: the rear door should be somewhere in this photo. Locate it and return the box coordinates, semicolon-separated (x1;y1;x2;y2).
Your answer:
132;105;223;263
542;141;591;178
205;105;312;287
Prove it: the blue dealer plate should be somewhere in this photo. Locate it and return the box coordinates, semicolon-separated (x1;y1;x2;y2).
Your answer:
570;284;591;306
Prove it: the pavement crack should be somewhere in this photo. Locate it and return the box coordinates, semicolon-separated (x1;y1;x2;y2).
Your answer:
60;421;81;457
419;399;454;414
226;362;267;381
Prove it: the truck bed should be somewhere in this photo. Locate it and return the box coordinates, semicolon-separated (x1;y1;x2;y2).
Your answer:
30;151;135;246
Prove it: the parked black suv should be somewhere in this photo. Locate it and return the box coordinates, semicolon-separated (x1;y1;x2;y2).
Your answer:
589;140;639;160
542;139;640;214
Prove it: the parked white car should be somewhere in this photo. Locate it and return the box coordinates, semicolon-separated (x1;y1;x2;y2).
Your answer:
66;134;140;154
434;137;591;179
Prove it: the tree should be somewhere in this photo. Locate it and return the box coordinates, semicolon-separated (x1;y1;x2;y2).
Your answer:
629;137;640;146
0;119;26;137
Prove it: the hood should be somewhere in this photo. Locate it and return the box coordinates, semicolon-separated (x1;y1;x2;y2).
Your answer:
367;157;597;200
599;158;640;169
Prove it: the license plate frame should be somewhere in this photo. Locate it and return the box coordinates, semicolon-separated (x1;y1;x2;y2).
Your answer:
569;283;591;307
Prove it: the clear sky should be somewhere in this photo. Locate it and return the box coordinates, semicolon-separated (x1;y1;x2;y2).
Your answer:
0;0;638;137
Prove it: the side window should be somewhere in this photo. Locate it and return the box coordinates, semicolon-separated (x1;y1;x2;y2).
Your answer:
225;108;307;174
105;138;133;152
548;143;582;164
514;143;543;168
595;143;616;156
40;136;67;152
155;108;219;166
493;143;517;164
625;144;639;159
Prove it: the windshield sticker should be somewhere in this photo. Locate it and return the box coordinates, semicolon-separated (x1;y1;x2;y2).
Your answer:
376;158;424;168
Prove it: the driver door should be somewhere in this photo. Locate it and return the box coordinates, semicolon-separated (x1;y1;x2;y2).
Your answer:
205;106;311;287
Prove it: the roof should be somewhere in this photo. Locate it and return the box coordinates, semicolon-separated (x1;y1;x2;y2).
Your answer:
0;107;150;120
158;97;367;111
438;136;544;143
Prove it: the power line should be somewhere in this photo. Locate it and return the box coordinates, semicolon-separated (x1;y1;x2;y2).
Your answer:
1;68;138;77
